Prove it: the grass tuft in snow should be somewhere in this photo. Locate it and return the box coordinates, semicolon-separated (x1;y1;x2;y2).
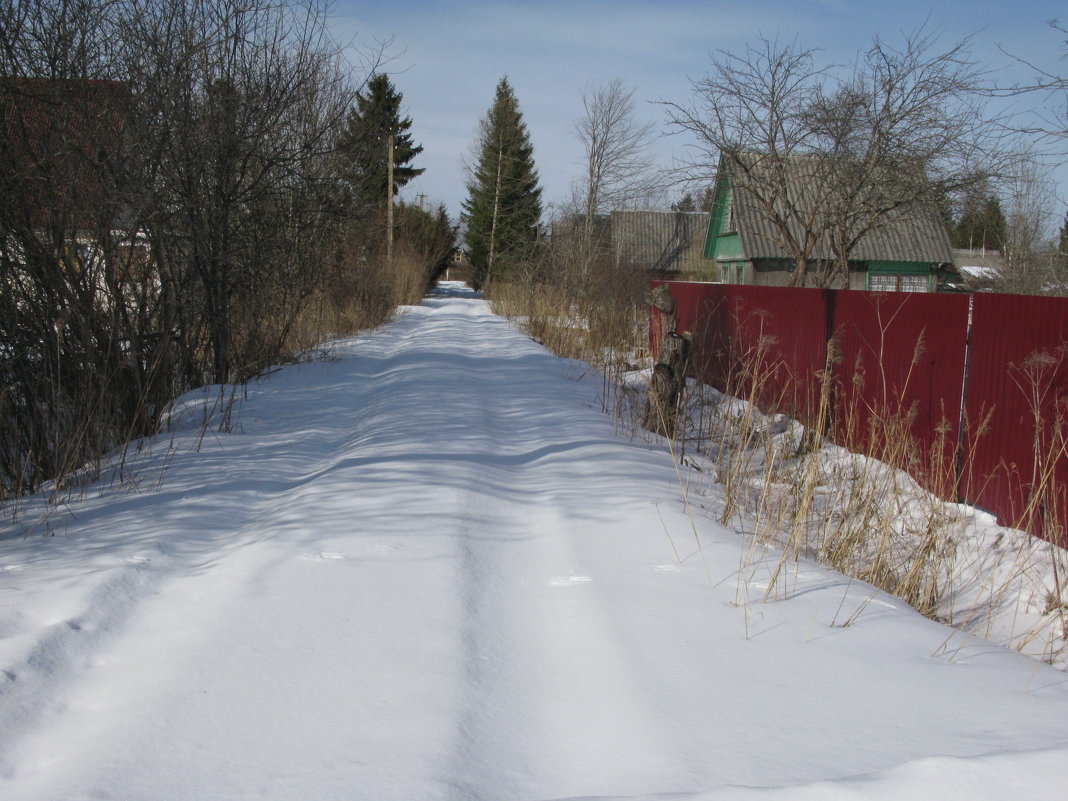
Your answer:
491;277;1068;669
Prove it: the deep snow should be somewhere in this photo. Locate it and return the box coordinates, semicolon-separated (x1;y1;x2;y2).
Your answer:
1;284;1067;800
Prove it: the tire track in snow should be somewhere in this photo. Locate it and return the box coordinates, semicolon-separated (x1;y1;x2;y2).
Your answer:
5;288;1068;800
0;557;165;780
0;293;693;798
430;324;687;799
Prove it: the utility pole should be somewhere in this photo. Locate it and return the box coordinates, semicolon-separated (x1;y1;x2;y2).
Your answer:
387;133;395;265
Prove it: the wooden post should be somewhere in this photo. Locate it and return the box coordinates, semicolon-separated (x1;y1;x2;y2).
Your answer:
648;283;677;337
644;285;691;438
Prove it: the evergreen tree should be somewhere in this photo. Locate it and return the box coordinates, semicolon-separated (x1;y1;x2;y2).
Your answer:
395;201;457;282
699;184;716;213
951;191;1007;251
337;73;424;216
981;195;1008;251
1059;211;1068;254
462;77;542;287
671;193;697;212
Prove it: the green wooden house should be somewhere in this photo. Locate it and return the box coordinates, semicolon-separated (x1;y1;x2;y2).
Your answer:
704;155;956;291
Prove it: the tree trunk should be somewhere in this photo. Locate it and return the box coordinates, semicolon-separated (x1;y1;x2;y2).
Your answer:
487;143;503;281
644;285;691;437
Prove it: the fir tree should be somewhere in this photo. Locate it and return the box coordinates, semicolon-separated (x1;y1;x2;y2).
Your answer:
337;74;424;216
671;193;697;212
699;184;716;213
462;78;542;287
981;195;1008;251
952;191;1007;251
1059;212;1068;254
395;201;457;281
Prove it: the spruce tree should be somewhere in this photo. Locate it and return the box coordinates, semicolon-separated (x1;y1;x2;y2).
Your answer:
462;77;542;287
671;193;697;212
337;74;424;216
952;191;1007;251
981;195;1008;251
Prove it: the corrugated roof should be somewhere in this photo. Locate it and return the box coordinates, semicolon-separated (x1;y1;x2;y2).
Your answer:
610;210;710;273
727;154;954;265
953;248;1005;270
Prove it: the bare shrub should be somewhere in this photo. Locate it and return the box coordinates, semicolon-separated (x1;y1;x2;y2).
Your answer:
0;0;402;502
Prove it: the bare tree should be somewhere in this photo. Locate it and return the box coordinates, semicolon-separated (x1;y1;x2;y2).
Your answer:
664;29;1006;288
811;27;1006;287
998;20;1068;145
0;0;149;491
0;0;377;496
573;78;659;245
994;151;1064;293
662;36;832;285
131;0;360;383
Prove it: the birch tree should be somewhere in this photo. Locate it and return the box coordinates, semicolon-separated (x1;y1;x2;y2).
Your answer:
573;78;658;245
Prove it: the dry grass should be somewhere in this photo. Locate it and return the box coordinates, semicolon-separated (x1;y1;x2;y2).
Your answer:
677;336;1068;665
487;255;651;428
491;274;1068;666
285;246;431;355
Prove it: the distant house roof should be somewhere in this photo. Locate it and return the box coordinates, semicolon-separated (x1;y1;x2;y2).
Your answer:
953;248;1006;272
958;264;1000;280
610;210;709;273
551;210;711;274
721;153;954;265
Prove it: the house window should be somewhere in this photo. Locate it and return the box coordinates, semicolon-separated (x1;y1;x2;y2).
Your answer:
869;273;929;292
899;274;928;292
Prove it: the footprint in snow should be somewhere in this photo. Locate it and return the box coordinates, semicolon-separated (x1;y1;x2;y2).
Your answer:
300;552;346;561
549;575;593;586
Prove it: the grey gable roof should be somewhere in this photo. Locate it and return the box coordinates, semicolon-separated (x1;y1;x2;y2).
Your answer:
552;210;711;273
610;210;710;273
726;154;954;265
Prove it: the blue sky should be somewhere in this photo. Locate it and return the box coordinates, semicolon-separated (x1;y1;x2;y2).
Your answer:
331;0;1068;221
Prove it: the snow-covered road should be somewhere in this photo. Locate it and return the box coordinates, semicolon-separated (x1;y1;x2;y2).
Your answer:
2;285;1068;800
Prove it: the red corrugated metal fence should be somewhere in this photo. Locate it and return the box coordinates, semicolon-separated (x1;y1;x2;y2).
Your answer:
653;282;1068;546
962;294;1068;543
832;291;970;498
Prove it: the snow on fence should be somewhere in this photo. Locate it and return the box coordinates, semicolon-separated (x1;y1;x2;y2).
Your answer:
652;281;1068;547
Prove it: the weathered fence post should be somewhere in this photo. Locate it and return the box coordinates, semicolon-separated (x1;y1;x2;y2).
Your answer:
644;285;691;438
